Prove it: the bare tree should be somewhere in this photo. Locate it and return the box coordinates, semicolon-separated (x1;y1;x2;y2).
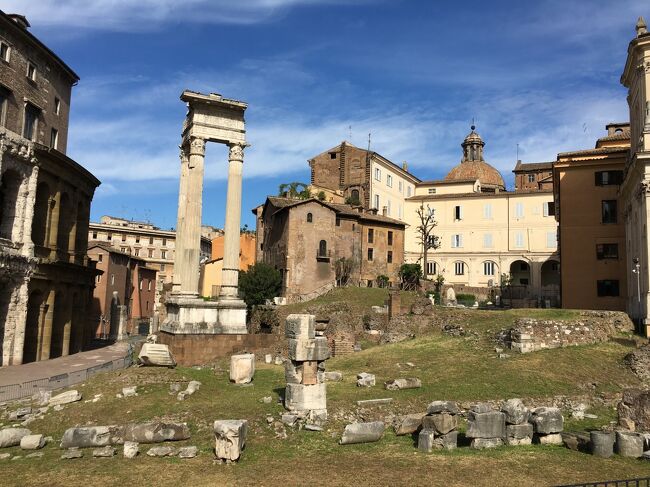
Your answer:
416;202;440;280
335;257;355;287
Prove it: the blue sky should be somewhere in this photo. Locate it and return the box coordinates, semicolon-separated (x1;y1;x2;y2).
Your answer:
7;0;648;229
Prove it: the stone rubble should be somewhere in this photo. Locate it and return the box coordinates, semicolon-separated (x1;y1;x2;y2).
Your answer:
178;381;202;401
49;390;82;406
60;425;124;448
0;427;31;448
384;378;422;390
393;413;425;436
356;398;393;407
92;446;116;458
615;431;644;458
467;403;506;449
122;422;190;443
324;371;343;382
123;441;139;458
61;448;83;459
178;446;199;458
122;386;138;397
146;445;177;457
356;372;376;387
530;407;564;444
20;434;45;450
339;421;385;445
501;399;533;446
418;401;460;452
214;420;248;462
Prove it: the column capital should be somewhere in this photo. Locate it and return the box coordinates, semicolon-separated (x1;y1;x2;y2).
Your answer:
228;143;245;162
189;137;206;157
179;145;190;163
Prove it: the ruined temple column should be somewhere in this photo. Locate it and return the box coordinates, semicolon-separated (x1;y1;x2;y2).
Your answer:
172;138;205;296
9;279;30;365
21;164;38;257
40;289;55;361
172;147;191;291
219;143;245;300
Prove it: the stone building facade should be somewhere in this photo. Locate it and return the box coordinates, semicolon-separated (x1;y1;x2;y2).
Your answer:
255;197;405;302
513;161;554;192
0;11;100;365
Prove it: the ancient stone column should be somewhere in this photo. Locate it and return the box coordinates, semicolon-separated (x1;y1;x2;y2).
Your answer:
172;146;191;291
219;143;245;300
61;295;73;357
48;190;61;260
40;290;55;361
21;164;38;257
173;138;205;296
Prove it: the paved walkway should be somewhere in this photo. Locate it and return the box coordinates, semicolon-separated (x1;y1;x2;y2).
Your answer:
0;342;131;387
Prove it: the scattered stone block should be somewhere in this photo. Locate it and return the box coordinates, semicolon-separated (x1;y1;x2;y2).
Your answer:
287;337;329;362
281;414;298;427
340;422;385;445
0;453;11;459
20;434;45;450
501;399;529;425
0;428;31;448
356;372;375;387
530;407;563;434
10;407;32;420
394;413;425;436
25;452;43;459
616;431;644;458
590;431;615;458
122;386;138;397
214;420;248;462
422;413;458;435
418;428;435;452
471;403;492;414
93;446;116;457
466;410;506;439
384;378;422;391
433;431;458;450
260;396;273;404
230;353;255;384
506;423;533;440
426;401;460;415
274;356;284;365
49;390;82;406
536;433;563;445
123;441;139;458
122;422;190;444
285;314;315;339
178;380;201;400
33;390;51;406
61;448;83;459
561;432;591;452
139;343;175;367
178;446;198;458
356;398;393;407
285;383;326;411
147;446;177;457
470;437;503;449
324;371;343;382
265;354;273;364
505;436;532;446
304;424;323;432
60;426;124;448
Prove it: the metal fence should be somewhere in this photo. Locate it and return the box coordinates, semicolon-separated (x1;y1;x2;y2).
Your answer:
0;344;133;403
556;478;650;487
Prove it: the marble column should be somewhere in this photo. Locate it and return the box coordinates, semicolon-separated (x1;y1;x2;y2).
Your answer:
172;146;191;291
10;279;30;365
219;143;245;300
21;164;38;257
174;137;205;296
40;289;55;361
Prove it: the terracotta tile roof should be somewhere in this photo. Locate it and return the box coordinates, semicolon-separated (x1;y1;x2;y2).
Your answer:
557;146;629;158
513;161;553;172
445;160;505;189
418;178;477;185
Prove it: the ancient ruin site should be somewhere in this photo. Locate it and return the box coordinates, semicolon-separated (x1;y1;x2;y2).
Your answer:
2;2;650;486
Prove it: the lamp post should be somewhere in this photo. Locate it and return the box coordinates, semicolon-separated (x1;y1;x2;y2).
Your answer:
633;257;641;334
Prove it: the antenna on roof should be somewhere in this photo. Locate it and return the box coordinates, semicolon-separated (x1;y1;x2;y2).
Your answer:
367;132;371;152
349;125;352;142
516;143;519;161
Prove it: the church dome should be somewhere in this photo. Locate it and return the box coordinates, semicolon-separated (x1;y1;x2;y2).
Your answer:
445;126;505;190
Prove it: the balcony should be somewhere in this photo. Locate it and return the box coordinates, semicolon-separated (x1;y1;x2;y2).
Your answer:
316;249;331;262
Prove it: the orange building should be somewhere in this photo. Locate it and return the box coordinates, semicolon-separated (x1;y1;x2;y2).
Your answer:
201;233;256;297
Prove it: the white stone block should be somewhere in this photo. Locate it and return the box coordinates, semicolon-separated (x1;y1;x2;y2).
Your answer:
284;383;327;411
230;353;255;384
214;420;248;461
287;337;329;361
285;314;315;339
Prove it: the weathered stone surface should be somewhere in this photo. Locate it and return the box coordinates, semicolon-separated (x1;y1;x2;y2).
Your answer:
284;360;302;384
288;337;329;362
471;402;492;414
33;390;51;406
147;446;177;457
590;431;615;458
561;432;590;452
285;314;315;339
170;383;182;393
214;420;248;461
25;452;43;459
281;414;298;427
356;372;375;387
139;343;175;367
537;433;563;445
122;386;137;397
530;407;563;434
466;411;506;439
615;431;644;458
49;390;82;406
501;399;529;425
61;448;83;459
93;446;116;457
426;401;460;415
324;371;343;382
418;428;435;452
422;413;458;435
265;354;273;364
178;380;202;400
60;426;124;448
20;434;45;450
506;423;533;440
384;378;422;391
123;441;139;458
340;422;385;445
230;353;255;384
505;436;532;446
0;428;31;448
122;422;190;444
285;383;326;411
394;413;425;436
178;446;198;458
618;389;650;432
0;453;11;459
10;407;32;420
356;398;393;407
433;431;458;450
471;437;503;449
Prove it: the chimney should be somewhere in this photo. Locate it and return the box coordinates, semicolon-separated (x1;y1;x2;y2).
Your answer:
402;161;408;172
382;206;387;216
7;14;30;29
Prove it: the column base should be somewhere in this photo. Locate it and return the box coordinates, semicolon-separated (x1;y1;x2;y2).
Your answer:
161;294;247;335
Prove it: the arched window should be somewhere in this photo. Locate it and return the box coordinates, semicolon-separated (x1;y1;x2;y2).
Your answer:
318;240;327;257
307;212;313;223
0;169;22;240
350;189;360;204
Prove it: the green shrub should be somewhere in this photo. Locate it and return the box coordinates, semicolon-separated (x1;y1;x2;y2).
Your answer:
456;293;476;303
238;263;283;309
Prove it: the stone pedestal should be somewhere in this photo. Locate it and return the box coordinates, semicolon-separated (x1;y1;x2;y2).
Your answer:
161;295;246;335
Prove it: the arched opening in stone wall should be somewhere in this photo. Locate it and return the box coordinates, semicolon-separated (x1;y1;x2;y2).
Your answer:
509;260;530;286
50;291;67;358
0;169;22;240
0;280;11;365
57;192;72;252
32;182;50;247
541;260;560;288
75;200;89;256
23;289;44;363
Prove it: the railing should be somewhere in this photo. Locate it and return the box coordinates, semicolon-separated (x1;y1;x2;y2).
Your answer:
556;478;650;487
0;344;133;403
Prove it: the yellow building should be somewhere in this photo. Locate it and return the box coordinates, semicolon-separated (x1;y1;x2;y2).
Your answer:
404;127;560;305
201;233;256;297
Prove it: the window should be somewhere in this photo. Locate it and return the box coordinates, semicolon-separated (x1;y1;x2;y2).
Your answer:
367;248;374;261
454;205;463;220
149;237;154;245
162;238;167;246
121;233;126;242
135;236;140;243
107;233;112;241
398;181;403;194
483;203;492;219
407;186;412;197
134;248;140;257
160;264;165;272
398;205;403;219
527;174;535;183
602;200;617;224
146;301;149;311
543;201;555;217
374;194;380;209
546;231;556;248
26;61;36;81
595;171;623;186
306;212;313;223
0;86;9;127
148;249;154;258
161;250;167;259
374;168;381;181
387;250;393;263
451;234;463;248
514;231;524;248
92;231;98;239
427;235;436;246
96;274;101;283
515;202;524;218
0;42;9;62
336;217;341;227
386;174;393;187
54;97;61;115
483;261;496;276
596;243;619;260
350;189;360;204
483;233;493;248
148;279;152;291
368;228;374;243
597;280;620;297
428;188;437;195
110;274;115;286
139;279;143;290
426;262;437;275
454;262;465;275
121;247;127;253
329;152;336;159
388;231;393;245
318;240;327;257
23;103;40;140
98;254;103;263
